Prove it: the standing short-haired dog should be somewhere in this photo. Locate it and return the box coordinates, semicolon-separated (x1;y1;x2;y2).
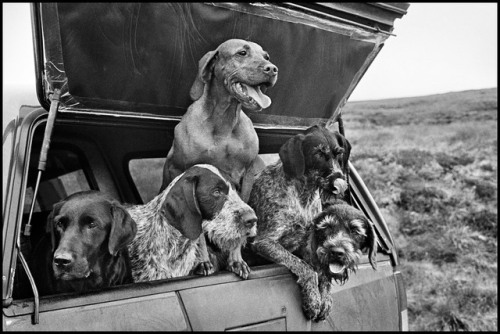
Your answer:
248;124;355;320
161;38;278;200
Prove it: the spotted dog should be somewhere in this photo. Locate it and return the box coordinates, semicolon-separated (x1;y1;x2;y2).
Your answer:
248;124;352;321
127;164;257;282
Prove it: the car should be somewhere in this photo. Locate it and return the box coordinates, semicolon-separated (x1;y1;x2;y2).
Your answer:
3;2;409;331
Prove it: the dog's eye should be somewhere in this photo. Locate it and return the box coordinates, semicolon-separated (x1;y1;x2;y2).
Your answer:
314;150;329;160
321;152;330;160
82;216;98;229
238;50;247;56
349;220;367;237
54;216;67;229
315;145;331;160
213;189;222;197
86;220;98;229
54;220;63;229
264;54;270;61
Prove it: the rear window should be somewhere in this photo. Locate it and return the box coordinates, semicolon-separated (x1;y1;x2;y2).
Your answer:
129;157;164;203
24;153;91;213
128;154;280;203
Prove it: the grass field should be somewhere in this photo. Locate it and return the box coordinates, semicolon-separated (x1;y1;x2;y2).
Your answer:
342;88;497;331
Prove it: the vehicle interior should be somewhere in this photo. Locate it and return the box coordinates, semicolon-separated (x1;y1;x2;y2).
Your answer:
13;109;392;300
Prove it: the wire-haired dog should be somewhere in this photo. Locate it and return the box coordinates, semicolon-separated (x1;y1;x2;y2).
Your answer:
127;164;257;282
307;199;378;320
249;124;367;321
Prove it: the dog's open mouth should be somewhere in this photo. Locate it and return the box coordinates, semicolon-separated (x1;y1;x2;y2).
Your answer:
329;263;346;275
233;82;272;110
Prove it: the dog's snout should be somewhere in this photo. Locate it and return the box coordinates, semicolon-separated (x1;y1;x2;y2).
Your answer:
53;252;73;267
330;247;345;257
263;64;278;75
242;211;258;228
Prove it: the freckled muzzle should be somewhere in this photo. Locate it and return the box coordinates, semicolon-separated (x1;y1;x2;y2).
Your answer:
203;187;257;249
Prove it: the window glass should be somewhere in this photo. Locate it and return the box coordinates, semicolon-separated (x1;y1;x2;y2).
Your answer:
128;154;280;204
23;150;91;215
23;169;90;214
260;153;279;166
3;120;15;212
129;158;164;203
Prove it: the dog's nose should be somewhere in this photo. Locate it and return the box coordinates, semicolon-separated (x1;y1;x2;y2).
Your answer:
242;211;258;228
330;247;345;258
53;252;74;267
332;178;348;195
263;64;278;75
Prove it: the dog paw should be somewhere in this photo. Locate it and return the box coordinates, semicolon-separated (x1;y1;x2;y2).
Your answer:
194;261;214;276
227;260;251;279
299;279;322;320
315;301;332;322
301;296;322;321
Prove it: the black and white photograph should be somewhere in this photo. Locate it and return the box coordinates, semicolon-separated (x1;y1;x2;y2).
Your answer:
3;2;497;331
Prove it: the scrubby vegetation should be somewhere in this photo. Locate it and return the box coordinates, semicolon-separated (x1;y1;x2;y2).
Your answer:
343;88;497;331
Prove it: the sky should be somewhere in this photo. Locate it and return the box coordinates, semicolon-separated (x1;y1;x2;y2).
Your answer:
2;2;498;109
349;2;497;101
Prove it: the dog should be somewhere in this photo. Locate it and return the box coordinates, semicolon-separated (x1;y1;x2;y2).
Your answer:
305;199;378;320
248;124;354;320
127;164;258;283
160;38;277;275
160;38;278;200
31;190;137;296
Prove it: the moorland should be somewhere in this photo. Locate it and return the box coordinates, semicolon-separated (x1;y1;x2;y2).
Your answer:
343;87;497;331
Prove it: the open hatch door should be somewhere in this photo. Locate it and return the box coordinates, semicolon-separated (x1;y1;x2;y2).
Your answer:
34;3;409;127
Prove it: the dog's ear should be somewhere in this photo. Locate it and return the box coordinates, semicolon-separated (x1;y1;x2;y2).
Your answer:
162;174;203;240
108;202;137;256
364;218;378;270
190;50;218;101
335;132;351;175
279;134;305;179
46;200;65;252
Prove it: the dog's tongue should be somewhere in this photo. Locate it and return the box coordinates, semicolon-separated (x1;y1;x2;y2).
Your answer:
329;263;345;274
242;83;272;109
